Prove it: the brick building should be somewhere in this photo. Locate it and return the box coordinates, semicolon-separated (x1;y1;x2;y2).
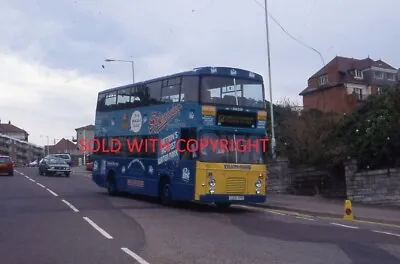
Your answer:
299;56;399;114
0;134;44;165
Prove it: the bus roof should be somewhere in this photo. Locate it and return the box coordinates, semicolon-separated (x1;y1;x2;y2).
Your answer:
100;66;263;94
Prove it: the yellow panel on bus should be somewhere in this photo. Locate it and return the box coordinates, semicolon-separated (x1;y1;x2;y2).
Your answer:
194;161;267;200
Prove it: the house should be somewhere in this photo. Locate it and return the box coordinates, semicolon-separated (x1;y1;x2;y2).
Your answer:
46;138;78;155
299;56;399;114
75;125;95;144
75;125;95;153
0;120;29;141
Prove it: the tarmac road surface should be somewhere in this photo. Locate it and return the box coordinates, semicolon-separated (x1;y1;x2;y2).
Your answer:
0;167;399;264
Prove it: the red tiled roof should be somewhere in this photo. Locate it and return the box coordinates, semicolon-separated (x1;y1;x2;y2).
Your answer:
0;123;28;134
309;56;396;79
300;56;397;96
49;138;77;154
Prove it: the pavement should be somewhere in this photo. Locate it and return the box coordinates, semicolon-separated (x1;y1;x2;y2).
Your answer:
257;193;400;226
1;167;399;264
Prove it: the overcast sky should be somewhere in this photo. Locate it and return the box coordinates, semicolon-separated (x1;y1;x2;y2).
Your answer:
0;0;399;146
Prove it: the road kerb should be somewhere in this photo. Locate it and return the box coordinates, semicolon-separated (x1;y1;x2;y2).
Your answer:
249;203;400;228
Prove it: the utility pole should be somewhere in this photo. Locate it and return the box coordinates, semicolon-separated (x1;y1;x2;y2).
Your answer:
263;0;276;159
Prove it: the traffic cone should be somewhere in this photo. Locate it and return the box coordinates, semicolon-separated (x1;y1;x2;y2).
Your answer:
343;199;354;220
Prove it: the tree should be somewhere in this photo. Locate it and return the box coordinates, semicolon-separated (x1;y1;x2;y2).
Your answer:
329;85;400;169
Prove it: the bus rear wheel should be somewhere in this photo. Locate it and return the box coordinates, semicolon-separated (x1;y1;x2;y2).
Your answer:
107;174;118;196
159;181;172;205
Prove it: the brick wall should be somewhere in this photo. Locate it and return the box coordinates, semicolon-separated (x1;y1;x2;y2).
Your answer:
345;160;400;205
303;85;357;113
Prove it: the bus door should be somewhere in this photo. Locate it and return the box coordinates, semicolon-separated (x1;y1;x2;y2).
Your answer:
177;128;197;200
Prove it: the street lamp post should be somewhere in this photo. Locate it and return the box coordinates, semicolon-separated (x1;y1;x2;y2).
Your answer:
104;59;135;83
263;0;276;159
83;129;86;165
40;135;50;155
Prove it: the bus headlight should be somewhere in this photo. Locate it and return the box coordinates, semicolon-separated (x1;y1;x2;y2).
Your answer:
209;179;216;194
255;179;262;194
209;179;216;187
255;179;262;188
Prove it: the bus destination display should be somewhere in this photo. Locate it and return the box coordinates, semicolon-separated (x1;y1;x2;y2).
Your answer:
216;111;256;128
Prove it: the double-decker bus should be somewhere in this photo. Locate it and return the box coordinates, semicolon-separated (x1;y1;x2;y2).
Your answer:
90;66;268;208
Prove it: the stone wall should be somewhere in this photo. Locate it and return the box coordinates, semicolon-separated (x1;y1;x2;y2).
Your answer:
345;160;400;205
267;157;290;193
267;158;334;195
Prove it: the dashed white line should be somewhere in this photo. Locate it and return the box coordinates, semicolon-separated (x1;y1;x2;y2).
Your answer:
330;222;359;229
296;216;315;221
372;230;400;237
46;188;58;197
29;178;36;183
121;247;150;264
269;211;286;216
61;199;79;212
24;175;29;179
83;217;113;239
36;182;45;188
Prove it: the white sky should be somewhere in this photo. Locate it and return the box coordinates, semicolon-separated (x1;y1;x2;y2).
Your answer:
0;0;399;146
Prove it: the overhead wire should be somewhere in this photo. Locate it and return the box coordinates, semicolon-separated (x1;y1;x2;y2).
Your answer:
253;0;325;66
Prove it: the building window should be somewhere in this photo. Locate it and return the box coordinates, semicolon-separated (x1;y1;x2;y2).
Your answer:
374;71;384;79
318;75;328;85
353;88;363;100
387;72;395;81
354;69;363;79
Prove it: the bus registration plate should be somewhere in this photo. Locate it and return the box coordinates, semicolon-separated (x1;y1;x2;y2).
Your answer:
229;196;244;201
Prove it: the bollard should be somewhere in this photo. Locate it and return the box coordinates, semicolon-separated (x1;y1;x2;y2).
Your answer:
343;199;354;220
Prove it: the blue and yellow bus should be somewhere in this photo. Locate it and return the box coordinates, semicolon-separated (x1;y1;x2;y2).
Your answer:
90;66;268;208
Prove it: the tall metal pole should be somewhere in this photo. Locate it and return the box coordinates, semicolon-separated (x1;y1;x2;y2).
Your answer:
83;129;86;165
131;61;135;83
264;0;276;159
46;136;49;156
40;135;50;155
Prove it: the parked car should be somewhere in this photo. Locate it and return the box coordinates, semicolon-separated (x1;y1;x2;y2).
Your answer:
49;154;72;166
29;160;38;167
86;162;93;171
38;156;71;177
0;155;14;176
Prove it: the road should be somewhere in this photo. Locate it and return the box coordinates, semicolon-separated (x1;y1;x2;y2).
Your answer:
1;168;400;264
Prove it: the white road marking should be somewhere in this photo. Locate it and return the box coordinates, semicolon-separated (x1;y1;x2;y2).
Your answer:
61;199;79;212
36;183;45;188
83;217;113;239
46;188;58;197
296;216;315;221
121;247;150;264
25;176;30;179
372;230;400;237
330;222;359;229
269;210;286;216
29;178;36;183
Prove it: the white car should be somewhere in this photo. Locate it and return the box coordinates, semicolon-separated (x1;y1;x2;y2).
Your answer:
29;160;38;167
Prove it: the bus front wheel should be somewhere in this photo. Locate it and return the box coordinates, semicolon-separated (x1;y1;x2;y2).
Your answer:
215;203;232;210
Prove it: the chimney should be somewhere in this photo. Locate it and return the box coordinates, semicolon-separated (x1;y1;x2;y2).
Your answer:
8;120;11;124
